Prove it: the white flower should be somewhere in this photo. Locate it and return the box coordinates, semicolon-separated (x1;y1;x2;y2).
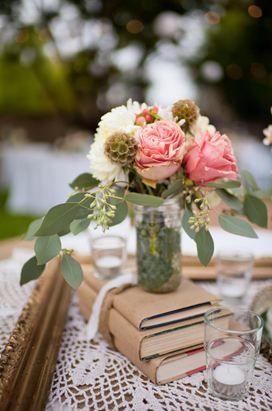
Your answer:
263;107;272;146
158;105;174;122
88;100;145;182
95;99;145;142
95;107;136;142
263;125;272;146
87;138;126;182
191;115;216;135
126;98;147;115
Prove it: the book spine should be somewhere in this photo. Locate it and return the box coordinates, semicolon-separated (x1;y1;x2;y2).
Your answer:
109;309;142;360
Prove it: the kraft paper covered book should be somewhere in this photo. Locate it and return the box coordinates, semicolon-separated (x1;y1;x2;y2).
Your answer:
77;279;228;360
113;333;242;385
109;308;230;360
77;267;223;357
80;265;220;330
76;268;227;383
114;340;206;385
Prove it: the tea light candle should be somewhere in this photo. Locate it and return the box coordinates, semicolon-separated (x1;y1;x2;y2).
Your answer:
222;284;243;298
212;364;246;398
96;256;121;268
95;256;123;278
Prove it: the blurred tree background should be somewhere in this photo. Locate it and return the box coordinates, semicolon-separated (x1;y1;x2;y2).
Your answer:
0;0;271;140
191;0;272;126
0;0;271;239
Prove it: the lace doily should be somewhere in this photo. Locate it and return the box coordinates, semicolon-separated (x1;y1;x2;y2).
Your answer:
0;249;34;353
47;285;272;411
0;251;271;411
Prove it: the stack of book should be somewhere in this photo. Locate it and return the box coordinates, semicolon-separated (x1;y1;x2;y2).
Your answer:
77;266;228;384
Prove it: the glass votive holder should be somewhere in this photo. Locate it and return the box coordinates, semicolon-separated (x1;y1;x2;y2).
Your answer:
91;235;126;280
204;308;263;401
216;252;254;304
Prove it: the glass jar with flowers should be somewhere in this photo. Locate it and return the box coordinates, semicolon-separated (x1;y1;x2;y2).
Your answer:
21;99;268;293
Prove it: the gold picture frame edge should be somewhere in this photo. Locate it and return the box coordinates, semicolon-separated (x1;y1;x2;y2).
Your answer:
0;257;71;411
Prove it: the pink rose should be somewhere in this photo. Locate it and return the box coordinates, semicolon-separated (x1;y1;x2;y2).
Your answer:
135;120;186;181
184;131;238;185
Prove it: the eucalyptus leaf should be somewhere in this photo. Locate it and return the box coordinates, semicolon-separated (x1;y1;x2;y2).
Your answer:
241;170;259;193
34;235;61;265
110;202;128;226
195;229;214;266
207;179;241;189
216;188;243;212
244;194;268;228
69;173;99;190
252;189;270;198
36;201;91;236
61;254;83;289
125;192;163;207
20;256;45;285
182;208;196;240
70;218;90;235
219;214;258;238
24;217;43;240
66;192;85;202
66;193;93;209
57;227;72;237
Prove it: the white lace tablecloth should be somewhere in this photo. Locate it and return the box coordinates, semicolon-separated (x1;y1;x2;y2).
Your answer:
1;251;272;411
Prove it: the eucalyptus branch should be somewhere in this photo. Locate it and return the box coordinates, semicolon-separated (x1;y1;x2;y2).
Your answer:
145;184;154;196
112;180;130;187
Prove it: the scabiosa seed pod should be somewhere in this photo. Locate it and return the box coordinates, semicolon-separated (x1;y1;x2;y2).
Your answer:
105;132;138;166
172;99;199;131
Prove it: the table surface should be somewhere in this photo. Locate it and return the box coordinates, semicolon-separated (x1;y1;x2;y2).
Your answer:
0;247;271;411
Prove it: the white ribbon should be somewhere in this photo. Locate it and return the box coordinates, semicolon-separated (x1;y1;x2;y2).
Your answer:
86;270;137;340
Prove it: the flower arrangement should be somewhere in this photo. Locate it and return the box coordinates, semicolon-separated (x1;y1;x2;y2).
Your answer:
21;99;268;289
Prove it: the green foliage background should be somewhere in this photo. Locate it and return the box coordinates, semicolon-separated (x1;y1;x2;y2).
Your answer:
0;191;37;240
0;0;271;125
192;0;272;122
